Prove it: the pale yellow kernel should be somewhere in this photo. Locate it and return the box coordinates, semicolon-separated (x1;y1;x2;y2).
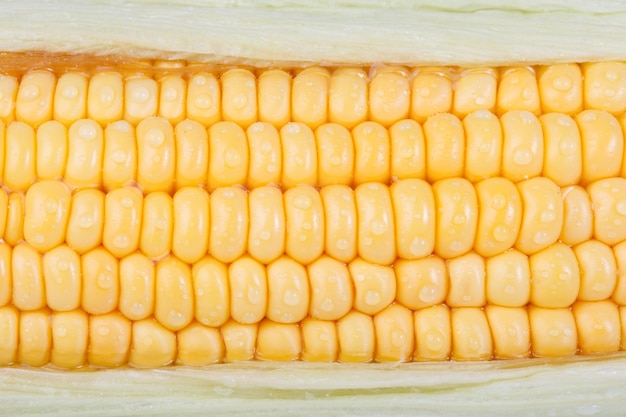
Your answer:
321;185;357;263
64;118;103;189
0;75;18;124
390;119;426;180
391;179;435;259
464;110;503;182
328;67;368;128
129;318;176;367
540;113;582;186
0;244;11;307
66;189;104;254
54;72;87;126
424;113;464;182
140;192;173;260
574;240;617;302
355;182;395;265
308;255;353;321
221;320;258;362
410;67;453;123
613;242;626;305
447;252;486;308
433;178;478;259
172;187;210;264
583;62;626;115
588;177;626;246
103;187;143;259
125;75;158;125
573;300;620;355
12;244;44;311
575;110;623;185
280;122;317;188
87;72;123;126
208;121;248;190
43;245;81;312
349;258;396;316
301;318;338;362
16;70;55;128
497;67;540;115
292;67;328;129
136;117;175;193
559;185;593;246
485;305;530;359
154;257;193;332
247;186;285;264
209;187;248;264
413;305;451;361
453;67;497;118
158;74;186;124
18;309;51;367
221;68;257;128
374;303;414;362
337;310;374;363
102;120;136;191
529;243;580;308
369;66;410;127
229;256;267;325
256;319;301;362
81;247;118;315
174;119;208;188
352;121;390;184
247;122;282;188
501;110;543;182
192;257;230;327
24;180;71;252
4;121;35;191
537;64;583;114
51;310;88;369
177;322;224;366
395;256;447;310
187;72;220;126
258;69;291;128
316;123;354;186
485;249;530;307
284;186;324;265
119;253;155;321
266;256;309;324
35;120;66;181
451;308;492;361
88;313;131;367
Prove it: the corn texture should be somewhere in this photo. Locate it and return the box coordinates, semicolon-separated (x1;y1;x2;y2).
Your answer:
0;58;626;368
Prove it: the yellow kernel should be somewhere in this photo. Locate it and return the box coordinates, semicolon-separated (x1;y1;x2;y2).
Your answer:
588;177;626;246
413;305;451;361
187;72;220;126
174;119;208;188
129;318;176;367
18;309;51;367
560;185;593;246
537;64;583;114
88;312;131;367
529;243;580;308
177;322;224;366
485;249;530;307
301;318;338;362
50;309;88;369
16;70;55;128
119;252;155;321
391;179;435;259
374;303;414;363
4;192;24;247
410;67;453;123
66;189;104;254
124;75;158;125
247;186;285;264
247;122;282;188
103;187;143;259
337;310;374;363
451;307;492;361
258;69;291;128
64;118;103;189
155;256;193;332
308;255;353;321
291;67;328;129
369;66;410;127
463;110;503;182
613;241;626;305
136;116;175;194
390;119;426;181
256;319;301;362
349;257;396;316
158;74;186;124
36;120;67;180
229;256;267;325
446;252;486;308
280;122;317;188
395;256;447;310
353;121;390;185
266;256;309;324
139;192;173;260
515;177;563;255
209;187;248;264
453;67;498;118
102;120;136;191
573;300;621;355
221;319;258;362
207;121;248;190
474;177;522;257
539;113;582;186
328;67;368;129
192;256;230;328
12;244;44;311
574;240;617;302
355;182;395;265
53;72;87;126
320;185;357;263
172;187;210;264
0;244;11;307
316;123;354;187
87;72;124;126
0;75;18;124
529;307;577;357
284;185;324;265
221;68;257;128
424;113;464;182
43;245;81;312
496;67;540;115
485;305;530;359
24;180;71;252
81;247;118;315
4;121;35;191
433;178;478;259
501;110;544;182
583;61;626;115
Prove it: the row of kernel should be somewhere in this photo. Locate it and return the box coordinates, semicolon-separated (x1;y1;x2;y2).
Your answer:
10;176;626;266
0;300;623;368
2;62;626;132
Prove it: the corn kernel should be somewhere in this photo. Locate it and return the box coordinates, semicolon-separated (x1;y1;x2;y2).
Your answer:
208;121;248;190
172;187;210;264
447;252;486;308
463;110;502;182
191;256;229;328
413;304;451;361
301;318;338;362
256;319;301;362
16;70;55;128
87;71;124;126
496;67;540;115
451;307;492;361
129;318;176;367
247;122;282;188
391;178;435;259
337;310;374;363
308;255;353;321
315;123;354;186
66;189;104;254
43;245;81;312
158;74;186;124
174;119;208;188
390;119;426;181
51;309;88;369
0;306;18;365
221;320;258;362
4;121;35;191
102;120;136;191
88;312;131;367
280;122;317;188
374;303;414;362
587;177;626;246
353;121;390;184
328;67;368;129
292;67;328;129
284;185;324;265
369;67;410;127
186;72;220;126
576;109;623;185
229;256;267;325
539;113;582;186
139;191;173;260
18;309;51;367
177;322;224;366
0;243;11;307
320;185;357;263
573;300;620;355
410;67;453;123
119;252;155;321
36;120;67;180
136;116;175;193
485;249;530;307
81;247;118;315
501;110;544;182
485;305;530;359
424;113;464;182
537;63;583;114
266;255;309;324
530;243;580;308
12;244;44;311
583;61;626;115
395;256;447;310
155;256;193;331
258;69;291;128
560;185;593;246
349;257;396;316
24;179;71;252
453;68;497;118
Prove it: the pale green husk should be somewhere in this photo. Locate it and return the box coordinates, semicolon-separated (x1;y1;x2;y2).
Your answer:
1;356;626;417
1;0;626;66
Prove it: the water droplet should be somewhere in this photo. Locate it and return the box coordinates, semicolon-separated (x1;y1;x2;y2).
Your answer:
552;76;572;91
164;87;178;100
79;123;97;141
370;220;386;236
616;199;626;215
97;326;110;336
147;128;165;147
99;86;115;105
21;84;39;100
56;326;67;337
533;231;550;244
493;225;509;242
232;93;247;109
548;328;560;337
504;285;516;295
247;285;261;304
168;310;187;327
97;272;113;289
114;234;129;248
320;297;334;312
131;302;144;315
513;146;533;165
409;237;426;256
540;210;555;223
225;147;241;167
391;329;406;347
336;239;349;250
559;137;577;156
283;289;300;306
57;260;68;271
425;330;443;351
194;94;212;109
63;85;78;99
604;88;616;97
293;195;312;210
286;123;302;135
132;86;149;103
419;285;437;302
452;214;466;225
364;290;381;306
